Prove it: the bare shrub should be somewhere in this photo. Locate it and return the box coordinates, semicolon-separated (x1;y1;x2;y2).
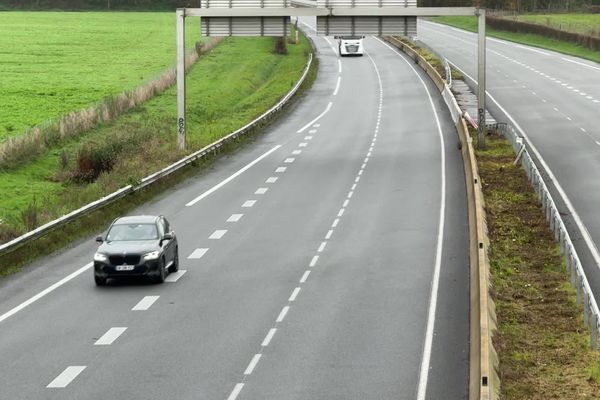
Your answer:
21;198;38;231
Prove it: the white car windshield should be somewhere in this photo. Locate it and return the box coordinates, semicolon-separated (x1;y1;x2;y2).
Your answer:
106;223;158;241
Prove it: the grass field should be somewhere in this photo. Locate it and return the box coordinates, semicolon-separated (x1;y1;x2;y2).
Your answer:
511;13;600;36
430;16;600;63
0;12;201;139
0;34;313;240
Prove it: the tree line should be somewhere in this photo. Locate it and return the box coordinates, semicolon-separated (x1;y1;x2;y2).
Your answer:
418;0;600;12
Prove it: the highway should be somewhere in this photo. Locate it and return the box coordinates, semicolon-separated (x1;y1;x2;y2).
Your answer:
0;21;469;400
417;19;600;305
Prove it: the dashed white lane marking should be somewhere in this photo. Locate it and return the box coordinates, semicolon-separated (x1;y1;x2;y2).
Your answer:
300;270;311;283
288;287;301;302
338;59;342;73
165;270;186;282
325;230;333;240
209;229;228;239
94;327;127;345
304;136;313;140
347;191;354;198
313;124;320;128
309;255;319;267
354;176;360;183
262;328;277;346
358;170;363;176
227;214;243;222
266;176;278;183
351;183;357;190
255;188;269;195
581;128;587;133
188;248;209;259
276;306;289;322
284;158;295;163
299;142;308;147
343;199;350;208
227;383;244;400
553;107;559;112
566;116;572;121
297;102;332;133
331;218;339;228
241;200;256;208
333;76;342;96
337;208;345;217
596;141;600;146
0;262;92;325
275;167;287;173
318;241;327;252
132;296;159;311
244;354;262;375
47;366;86;388
186;145;281;206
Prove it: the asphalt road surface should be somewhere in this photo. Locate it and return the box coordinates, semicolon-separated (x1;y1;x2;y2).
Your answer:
418;19;600;313
0;21;469;400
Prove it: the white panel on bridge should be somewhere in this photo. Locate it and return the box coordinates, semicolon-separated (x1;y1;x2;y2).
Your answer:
201;17;291;36
316;0;416;6
201;0;290;7
317;16;416;36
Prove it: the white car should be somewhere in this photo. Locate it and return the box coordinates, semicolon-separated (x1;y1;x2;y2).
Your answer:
337;36;364;57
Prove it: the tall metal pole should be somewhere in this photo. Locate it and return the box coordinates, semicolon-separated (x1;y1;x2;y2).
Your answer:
477;8;486;149
176;9;186;151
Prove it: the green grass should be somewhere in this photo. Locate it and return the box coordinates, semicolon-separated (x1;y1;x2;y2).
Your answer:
512;13;600;36
430;16;600;63
0;12;201;138
0;34;313;244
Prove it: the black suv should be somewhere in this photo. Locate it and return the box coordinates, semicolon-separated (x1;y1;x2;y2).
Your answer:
93;215;179;286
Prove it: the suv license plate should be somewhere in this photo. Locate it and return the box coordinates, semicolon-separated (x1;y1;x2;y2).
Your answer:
116;265;134;271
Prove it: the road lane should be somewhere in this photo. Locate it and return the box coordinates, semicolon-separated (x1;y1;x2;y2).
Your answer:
0;22;469;400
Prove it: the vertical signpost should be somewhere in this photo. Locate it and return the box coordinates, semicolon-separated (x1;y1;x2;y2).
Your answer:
176;9;186;151
477;8;486;149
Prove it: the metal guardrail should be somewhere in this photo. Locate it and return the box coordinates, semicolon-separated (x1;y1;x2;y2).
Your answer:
501;123;600;349
0;52;314;257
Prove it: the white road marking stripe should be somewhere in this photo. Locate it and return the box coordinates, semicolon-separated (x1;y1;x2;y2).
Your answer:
292;150;302;155
325;230;333;240
333;76;342;96
47;366;86;388
304;136;313;140
284;158;295;163
275;167;287;173
276;306;289;322
209;229;227;239
289;287;301;302
318;241;327;252
358;170;363;176
338;59;342;73
309;255;319;267
0;262;92;325
566;116;572;121
355;176;360;183
337;208;345;217
266;176;278;183
227;383;245;400
188;248;209;259
596;141;600;146
244;354;262;375
581;128;587;133
309;129;317;134
300;270;311;283
94;327;127;346
361;163;366;169
242;200;256;208
297;102;333;133
343;199;349;208
262;328;277;346
299;142;308;147
348;191;354;198
132;296;159;311
332;218;339;228
165;270;186;282
351;183;357;190
227;214;243;222
255;187;268;195
561;57;600;71
186;145;281;206
313;124;320;127
554;107;559;112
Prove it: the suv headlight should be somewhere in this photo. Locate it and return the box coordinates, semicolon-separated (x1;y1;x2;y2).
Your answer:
143;251;160;260
94;253;108;262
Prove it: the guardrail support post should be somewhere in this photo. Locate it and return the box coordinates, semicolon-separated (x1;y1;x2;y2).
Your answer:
584;291;590;326
592;313;598;349
577;274;583;305
476;8;486;150
177;8;186;151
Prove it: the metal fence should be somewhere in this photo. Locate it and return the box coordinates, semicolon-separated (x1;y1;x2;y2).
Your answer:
501;122;600;349
0;53;313;258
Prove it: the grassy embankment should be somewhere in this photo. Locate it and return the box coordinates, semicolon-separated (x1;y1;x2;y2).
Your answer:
430;15;600;63
0;13;313;271
511;13;600;37
476;132;600;399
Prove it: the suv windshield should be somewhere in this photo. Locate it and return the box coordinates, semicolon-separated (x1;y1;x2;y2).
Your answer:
106;223;158;241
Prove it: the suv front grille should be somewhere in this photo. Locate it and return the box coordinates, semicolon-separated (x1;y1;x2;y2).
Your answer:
109;255;141;265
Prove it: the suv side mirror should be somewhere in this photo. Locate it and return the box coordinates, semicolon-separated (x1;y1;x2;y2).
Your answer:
95;235;104;243
160;233;173;246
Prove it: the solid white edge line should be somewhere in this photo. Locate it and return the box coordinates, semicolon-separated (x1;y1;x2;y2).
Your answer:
0;262;92;325
297;102;333;133
186;145;281;206
561;57;600;71
338;59;342;73
227;383;245;400
47;366;86;388
94;327;127;346
373;37;446;400
449;60;600;270
244;354;262;375
333;76;342;96
262;328;277;346
132;295;160;311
